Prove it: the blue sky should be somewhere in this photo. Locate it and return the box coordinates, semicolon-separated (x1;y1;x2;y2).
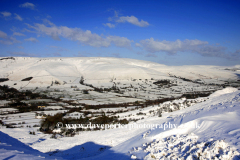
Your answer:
0;0;240;66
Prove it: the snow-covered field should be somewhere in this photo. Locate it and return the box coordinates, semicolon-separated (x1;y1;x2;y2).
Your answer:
0;87;240;159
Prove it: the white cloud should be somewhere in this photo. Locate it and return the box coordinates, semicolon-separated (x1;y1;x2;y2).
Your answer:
1;11;11;17
194;45;226;57
26;23;133;48
14;13;23;21
116;16;149;27
140;38;207;53
0;30;21;45
135;43;142;47
0;30;8;39
24;37;39;43
106;36;133;48
0;40;12;45
107;10;149;27
43;19;55;26
103;23;115;28
13;32;25;36
107;10;119;21
230;49;240;60
19;2;35;10
139;38;230;58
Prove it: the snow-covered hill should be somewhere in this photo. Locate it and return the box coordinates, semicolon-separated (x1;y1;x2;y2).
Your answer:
1;57;239;104
0;57;238;88
1;87;240;159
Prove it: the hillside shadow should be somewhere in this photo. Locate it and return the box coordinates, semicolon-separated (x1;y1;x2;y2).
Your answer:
0;131;131;160
47;141;131;160
236;74;240;79
0;131;57;159
0;131;42;154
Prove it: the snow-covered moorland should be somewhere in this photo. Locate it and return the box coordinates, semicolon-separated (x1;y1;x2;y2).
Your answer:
0;57;240;159
0;57;239;104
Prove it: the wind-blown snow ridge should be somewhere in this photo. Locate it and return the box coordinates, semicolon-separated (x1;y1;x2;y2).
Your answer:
87;88;240;159
143;134;239;160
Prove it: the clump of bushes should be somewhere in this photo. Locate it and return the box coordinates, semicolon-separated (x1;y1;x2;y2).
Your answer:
40;111;129;134
29;131;35;135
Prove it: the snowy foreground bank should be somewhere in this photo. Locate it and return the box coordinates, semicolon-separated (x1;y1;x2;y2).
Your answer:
1;87;240;159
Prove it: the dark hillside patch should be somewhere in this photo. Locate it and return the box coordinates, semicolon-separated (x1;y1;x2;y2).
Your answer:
153;80;171;85
182;92;212;99
0;57;15;60
21;77;33;81
0;78;9;82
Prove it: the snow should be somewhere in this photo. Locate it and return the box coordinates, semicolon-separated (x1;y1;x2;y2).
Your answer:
142;134;239;160
44;106;64;110
63;111;84;119
209;87;238;98
0;100;10;107
0;57;238;89
0;108;18;112
2;57;239;107
0;88;240;159
0;57;240;159
35;110;68;116
84;88;240;159
0;131;63;160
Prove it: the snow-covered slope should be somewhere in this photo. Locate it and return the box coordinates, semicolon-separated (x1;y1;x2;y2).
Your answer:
86;87;240;159
0;57;238;88
0;131;63;160
1;88;240;159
